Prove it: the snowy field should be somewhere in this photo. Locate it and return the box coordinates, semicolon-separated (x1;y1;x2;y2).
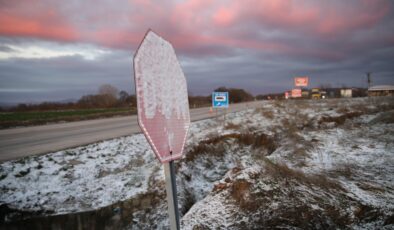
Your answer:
1;97;393;229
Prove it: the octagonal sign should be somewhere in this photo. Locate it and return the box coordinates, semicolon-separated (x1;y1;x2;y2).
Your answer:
133;30;190;163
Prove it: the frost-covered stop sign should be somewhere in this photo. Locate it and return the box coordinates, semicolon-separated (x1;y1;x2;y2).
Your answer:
133;30;190;163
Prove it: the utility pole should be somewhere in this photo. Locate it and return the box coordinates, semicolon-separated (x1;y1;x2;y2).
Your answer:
366;72;372;89
366;72;372;98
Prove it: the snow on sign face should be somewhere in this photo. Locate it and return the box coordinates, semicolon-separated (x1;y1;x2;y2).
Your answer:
133;30;190;163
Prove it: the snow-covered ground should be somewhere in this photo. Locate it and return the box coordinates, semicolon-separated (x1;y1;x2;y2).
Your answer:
1;97;393;229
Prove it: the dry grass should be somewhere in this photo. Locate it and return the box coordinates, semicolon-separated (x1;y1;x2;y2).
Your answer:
261;110;274;119
224;122;241;130
273;100;284;108
229;179;258;211
185;132;277;163
353;204;384;223
328;164;355;179
369;110;394;124
263;159;344;191
356;182;386;193
319;111;363;126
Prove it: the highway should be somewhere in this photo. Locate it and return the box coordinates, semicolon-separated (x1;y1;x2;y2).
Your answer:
0;101;261;162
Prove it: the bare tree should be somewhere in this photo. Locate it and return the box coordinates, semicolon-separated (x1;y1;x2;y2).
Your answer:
98;84;119;98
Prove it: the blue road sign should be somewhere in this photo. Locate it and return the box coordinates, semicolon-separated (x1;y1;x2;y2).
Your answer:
212;92;229;108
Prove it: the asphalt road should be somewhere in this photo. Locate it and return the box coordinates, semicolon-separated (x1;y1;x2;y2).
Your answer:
0;101;262;162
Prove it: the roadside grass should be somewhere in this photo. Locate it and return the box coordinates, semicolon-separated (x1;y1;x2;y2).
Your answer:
185;132;277;163
0;107;136;129
263;159;344;192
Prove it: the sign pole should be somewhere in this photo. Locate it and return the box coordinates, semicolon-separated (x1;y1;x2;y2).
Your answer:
164;160;180;230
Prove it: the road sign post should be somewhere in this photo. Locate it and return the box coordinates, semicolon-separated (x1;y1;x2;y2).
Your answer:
212;92;229;126
164;161;180;230
133;30;190;230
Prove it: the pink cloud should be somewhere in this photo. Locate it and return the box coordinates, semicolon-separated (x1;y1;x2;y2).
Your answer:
208;0;390;38
0;0;392;60
213;7;237;27
316;3;390;36
0;4;78;42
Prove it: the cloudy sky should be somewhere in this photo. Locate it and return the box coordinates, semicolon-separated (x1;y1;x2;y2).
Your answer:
1;0;394;104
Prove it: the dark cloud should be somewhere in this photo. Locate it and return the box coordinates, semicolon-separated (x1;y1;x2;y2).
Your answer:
0;50;133;103
0;45;15;52
0;0;394;103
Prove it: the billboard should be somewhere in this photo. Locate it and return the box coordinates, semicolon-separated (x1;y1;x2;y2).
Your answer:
285;91;289;99
291;89;302;98
294;77;309;87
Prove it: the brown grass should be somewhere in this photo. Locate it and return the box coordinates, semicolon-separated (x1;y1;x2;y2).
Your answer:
263;159;344;191
319;111;363;126
261;110;274;119
229;179;258;211
328;164;355;179
280;118;305;142
224;122;241;130
356;182;386;193
353;204;383;223
185;132;277;163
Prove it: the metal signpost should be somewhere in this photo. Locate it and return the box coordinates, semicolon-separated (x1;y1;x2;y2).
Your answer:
212;92;229;126
133;30;190;230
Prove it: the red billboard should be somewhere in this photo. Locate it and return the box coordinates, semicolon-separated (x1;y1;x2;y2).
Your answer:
291;89;302;98
294;77;309;87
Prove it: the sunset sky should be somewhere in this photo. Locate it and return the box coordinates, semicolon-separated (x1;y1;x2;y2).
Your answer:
1;0;394;104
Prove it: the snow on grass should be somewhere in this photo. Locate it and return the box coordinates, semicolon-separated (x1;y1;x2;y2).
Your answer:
1;97;393;229
0;134;161;213
0;114;224;214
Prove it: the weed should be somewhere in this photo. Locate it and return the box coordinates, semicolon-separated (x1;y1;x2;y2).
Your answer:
185;132;277;162
229;179;258;211
319;111;363;126
273;100;284;108
263;159;344;191
336;107;349;114
65;151;75;156
369;110;394;124
224;122;241;130
14;168;30;177
261;110;274;119
0;173;7;180
280;118;303;141
354;204;382;223
329;164;355;179
356;182;385;193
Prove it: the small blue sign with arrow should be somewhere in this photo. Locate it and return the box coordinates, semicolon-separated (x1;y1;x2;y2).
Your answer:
212;92;229;108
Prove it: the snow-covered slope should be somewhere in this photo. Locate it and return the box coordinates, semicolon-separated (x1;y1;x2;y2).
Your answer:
1;97;393;229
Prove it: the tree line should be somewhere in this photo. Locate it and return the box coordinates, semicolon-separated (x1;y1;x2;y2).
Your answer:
7;84;136;112
4;85;255;112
